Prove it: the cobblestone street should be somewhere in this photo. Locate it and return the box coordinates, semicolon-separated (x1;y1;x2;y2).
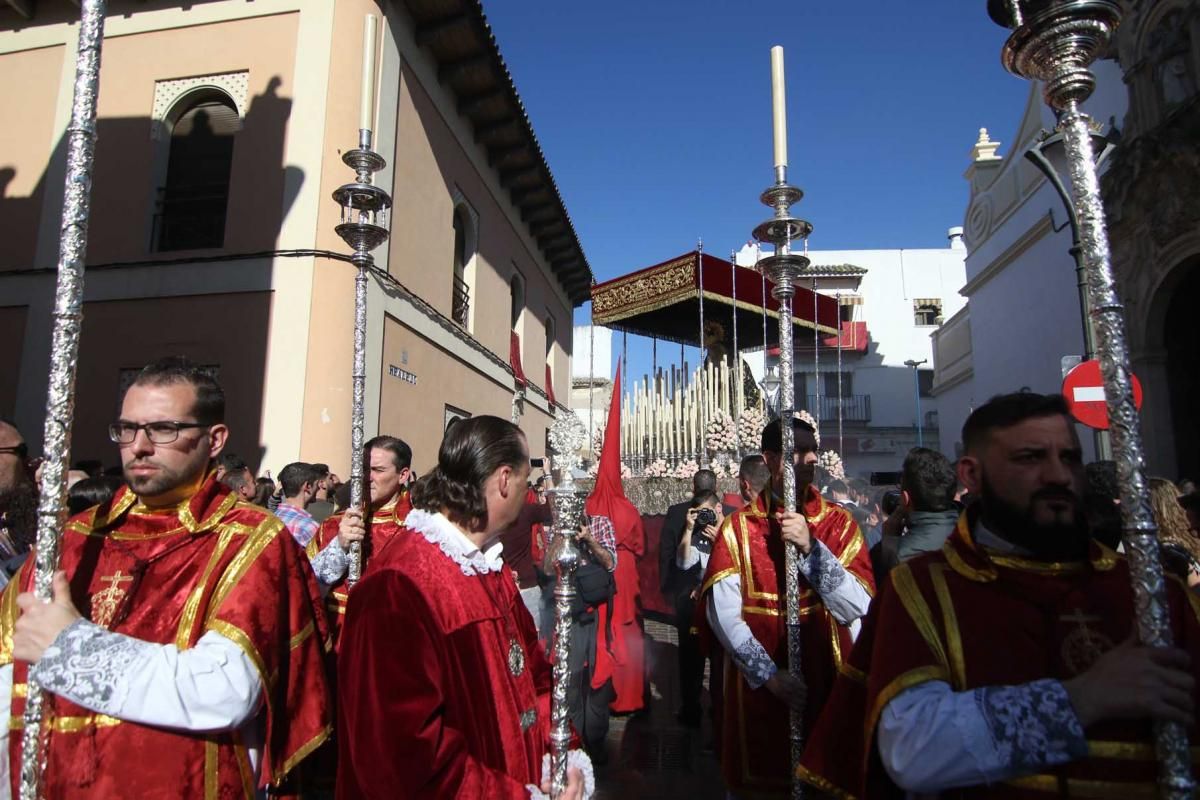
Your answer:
592;619;725;800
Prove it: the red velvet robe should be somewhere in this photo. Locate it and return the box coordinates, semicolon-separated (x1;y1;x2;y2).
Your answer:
0;475;333;798
336;524;552;798
699;485;875;798
798;510;1200;800
306;490;411;647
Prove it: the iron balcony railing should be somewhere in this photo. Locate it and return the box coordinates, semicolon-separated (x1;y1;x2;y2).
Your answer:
451;273;470;327
802;394;872;423
151;184;229;252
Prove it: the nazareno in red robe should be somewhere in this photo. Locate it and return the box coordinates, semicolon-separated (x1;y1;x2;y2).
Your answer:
798;509;1200;800
697;485;875;798
0;474;333;798
336;515;554;799
305;490;411;648
585;367;646;713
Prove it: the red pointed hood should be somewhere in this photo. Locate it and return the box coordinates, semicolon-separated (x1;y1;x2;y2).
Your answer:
586;368;644;555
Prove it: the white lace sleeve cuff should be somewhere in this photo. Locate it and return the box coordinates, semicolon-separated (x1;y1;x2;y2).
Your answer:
310;536;350;586
31;619;150;714
796;539;871;625
975;679;1087;773
528;749;596;800
31;620;263;732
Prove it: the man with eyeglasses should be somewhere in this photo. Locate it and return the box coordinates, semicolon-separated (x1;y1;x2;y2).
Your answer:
0;420;35;581
0;357;332;797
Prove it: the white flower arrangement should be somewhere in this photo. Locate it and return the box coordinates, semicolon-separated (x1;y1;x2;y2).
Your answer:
670;459;700;480
796;410;821;448
736;406;767;450
817;449;845;481
705;411;738;454
548;412;587;474
643;458;670;478
587;459;632;479
591;427;605;455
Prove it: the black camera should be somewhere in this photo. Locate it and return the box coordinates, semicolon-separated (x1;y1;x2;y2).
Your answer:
881;489;903;516
691;507;718;554
530;458;545;469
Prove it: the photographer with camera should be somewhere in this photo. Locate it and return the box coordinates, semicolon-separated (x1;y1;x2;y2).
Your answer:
673;490;725;728
878;447;959;573
657;469;719;728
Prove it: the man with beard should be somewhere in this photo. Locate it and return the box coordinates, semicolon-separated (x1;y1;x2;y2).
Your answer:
699;416;874;799
307;435;413;647
0;357;331;797
337;416;589;798
798;391;1200;799
0;420;35;580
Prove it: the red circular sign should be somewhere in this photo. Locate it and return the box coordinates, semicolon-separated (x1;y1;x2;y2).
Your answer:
1062;360;1143;430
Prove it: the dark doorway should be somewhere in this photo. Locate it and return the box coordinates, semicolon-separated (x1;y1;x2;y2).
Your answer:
1164;257;1200;482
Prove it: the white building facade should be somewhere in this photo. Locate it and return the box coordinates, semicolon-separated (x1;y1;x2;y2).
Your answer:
931;59;1130;464
737;233;968;480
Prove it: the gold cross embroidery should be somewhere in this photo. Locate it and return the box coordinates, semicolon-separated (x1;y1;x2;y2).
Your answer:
1059;608;1113;675
92;571;134;629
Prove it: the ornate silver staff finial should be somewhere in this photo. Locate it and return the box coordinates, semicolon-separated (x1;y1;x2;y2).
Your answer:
752;44;813;800
19;0;108;796
333;126;391;587
987;2;1194;797
544;411;587;795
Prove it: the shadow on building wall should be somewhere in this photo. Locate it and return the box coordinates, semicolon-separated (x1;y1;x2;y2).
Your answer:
0;76;301;476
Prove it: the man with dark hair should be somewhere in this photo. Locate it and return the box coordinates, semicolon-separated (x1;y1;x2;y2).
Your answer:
274;461;323;547
0;419;35;578
800;391;1200;798
218;459;257;503
214;451;247;481
879;447;960;569
659;469;719;726
307;463;336;523
700;416;874;798
338;415;588;798
828;479;855;508
307;434;413;646
738;454;771;503
0;356;331;796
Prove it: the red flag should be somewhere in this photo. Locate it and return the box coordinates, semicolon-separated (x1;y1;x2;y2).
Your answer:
545;363;556;406
510;331;526;387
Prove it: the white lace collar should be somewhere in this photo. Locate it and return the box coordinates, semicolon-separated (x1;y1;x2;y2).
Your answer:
405;508;505;577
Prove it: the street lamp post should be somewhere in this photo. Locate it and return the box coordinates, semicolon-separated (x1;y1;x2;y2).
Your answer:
904;359;927;447
1024;127;1116;459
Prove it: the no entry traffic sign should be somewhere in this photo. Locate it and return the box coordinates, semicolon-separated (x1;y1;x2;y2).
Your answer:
1062;360;1143;430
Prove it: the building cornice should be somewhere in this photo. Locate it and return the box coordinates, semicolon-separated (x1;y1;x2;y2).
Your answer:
960;212;1054;298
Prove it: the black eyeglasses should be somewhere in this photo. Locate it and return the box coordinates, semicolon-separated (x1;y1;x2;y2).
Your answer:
108;421;210;445
0;443;27;459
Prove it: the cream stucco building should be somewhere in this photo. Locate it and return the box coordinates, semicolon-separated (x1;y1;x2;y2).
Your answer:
0;0;592;476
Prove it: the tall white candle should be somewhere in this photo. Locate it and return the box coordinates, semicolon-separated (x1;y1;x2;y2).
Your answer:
770;46;787;169
360;15;379;133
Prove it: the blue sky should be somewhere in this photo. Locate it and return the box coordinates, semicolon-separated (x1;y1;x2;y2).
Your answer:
483;1;1032;375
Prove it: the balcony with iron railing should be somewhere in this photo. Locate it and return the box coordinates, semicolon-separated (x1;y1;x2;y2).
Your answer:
451;272;470;327
151;184;229;252
801;394;872;423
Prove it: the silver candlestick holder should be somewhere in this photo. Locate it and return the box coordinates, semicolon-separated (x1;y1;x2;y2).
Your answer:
545;412;588;796
987;1;1194;796
752;164;813;800
333;128;391;587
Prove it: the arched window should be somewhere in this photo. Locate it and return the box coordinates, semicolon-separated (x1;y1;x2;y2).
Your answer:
510;272;525;332
154;90;239;251
451;207;470;327
544;313;556;359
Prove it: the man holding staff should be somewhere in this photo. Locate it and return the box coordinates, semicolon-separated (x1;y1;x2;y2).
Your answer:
699;416;874;798
0;357;332;797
